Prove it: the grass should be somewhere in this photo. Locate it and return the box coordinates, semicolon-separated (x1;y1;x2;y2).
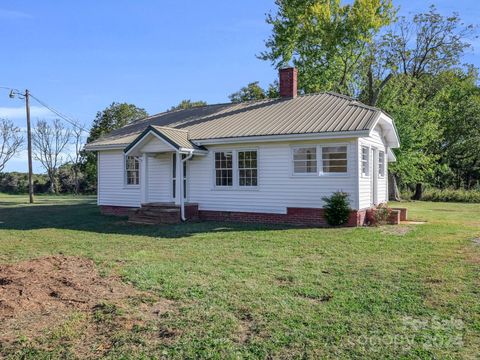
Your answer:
401;188;480;203
0;193;479;359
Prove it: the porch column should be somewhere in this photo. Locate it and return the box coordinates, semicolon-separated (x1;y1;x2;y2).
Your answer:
174;151;182;205
140;153;148;204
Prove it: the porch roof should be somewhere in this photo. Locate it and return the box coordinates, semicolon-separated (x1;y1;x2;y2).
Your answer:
124;125;206;155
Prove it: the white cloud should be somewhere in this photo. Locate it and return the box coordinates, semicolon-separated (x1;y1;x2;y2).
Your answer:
0;106;52;120
0;9;32;19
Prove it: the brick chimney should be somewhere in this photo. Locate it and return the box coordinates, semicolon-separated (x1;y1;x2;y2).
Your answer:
279;67;298;98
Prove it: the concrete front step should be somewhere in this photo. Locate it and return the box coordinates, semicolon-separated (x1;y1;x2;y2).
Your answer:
127;203;199;225
128;205;181;225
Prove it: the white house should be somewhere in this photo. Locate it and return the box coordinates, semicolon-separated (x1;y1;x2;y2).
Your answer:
85;68;400;226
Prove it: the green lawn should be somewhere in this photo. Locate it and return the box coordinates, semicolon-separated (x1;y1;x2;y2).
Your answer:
0;194;479;359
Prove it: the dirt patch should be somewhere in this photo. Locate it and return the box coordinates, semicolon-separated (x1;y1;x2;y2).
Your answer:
0;255;176;356
472;238;480;246
381;225;413;236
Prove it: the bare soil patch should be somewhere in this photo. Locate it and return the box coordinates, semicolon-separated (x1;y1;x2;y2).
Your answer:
0;255;176;356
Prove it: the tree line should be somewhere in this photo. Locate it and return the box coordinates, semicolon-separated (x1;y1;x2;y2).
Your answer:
0;1;478;200
230;2;480;199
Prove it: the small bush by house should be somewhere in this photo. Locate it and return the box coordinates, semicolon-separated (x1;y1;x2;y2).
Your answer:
322;191;351;226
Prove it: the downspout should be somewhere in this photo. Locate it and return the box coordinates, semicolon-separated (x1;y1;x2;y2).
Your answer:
180;150;194;221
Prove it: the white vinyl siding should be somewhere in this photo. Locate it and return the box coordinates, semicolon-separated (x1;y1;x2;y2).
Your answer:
188;139;358;213
97;135;390;213
98;150;141;207
358;126;388;209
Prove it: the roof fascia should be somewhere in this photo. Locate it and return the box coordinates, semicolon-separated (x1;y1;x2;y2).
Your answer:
124;126;179;155
369;112;400;148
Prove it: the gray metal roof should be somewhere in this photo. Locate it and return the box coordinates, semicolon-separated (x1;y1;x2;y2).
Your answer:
85;92;385;150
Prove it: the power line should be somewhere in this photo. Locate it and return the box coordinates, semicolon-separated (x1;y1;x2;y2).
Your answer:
1;86;89;133
28;93;90;133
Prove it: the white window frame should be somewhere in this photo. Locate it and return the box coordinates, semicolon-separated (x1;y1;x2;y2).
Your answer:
124;155;140;187
319;144;349;176
361;145;370;178
378;150;385;178
291;146;318;176
290;143;350;177
213;150;234;188
237;149;258;187
212;148;259;190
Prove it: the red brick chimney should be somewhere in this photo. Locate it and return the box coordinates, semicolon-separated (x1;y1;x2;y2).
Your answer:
279;67;298;98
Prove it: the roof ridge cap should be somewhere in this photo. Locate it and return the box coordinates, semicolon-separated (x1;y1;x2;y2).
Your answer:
150;125;189;133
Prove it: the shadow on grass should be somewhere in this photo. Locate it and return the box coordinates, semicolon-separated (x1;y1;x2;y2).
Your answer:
0;200;297;238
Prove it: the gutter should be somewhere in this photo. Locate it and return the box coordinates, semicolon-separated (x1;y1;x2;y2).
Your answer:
180;150;194;221
192;130;371;146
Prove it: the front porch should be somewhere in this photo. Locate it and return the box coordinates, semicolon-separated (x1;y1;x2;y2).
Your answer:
124;125;207;223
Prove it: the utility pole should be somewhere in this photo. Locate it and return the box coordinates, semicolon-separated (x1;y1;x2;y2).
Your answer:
25;90;34;204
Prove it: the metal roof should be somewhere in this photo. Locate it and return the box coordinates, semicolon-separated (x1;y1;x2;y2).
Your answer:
85;92;389;150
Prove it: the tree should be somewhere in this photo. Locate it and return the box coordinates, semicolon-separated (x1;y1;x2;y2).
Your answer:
33;119;72;193
229;81;280;103
362;5;476;106
68;122;86;194
229;82;267;102
169;99;207;111
259;0;395;95
432;69;480;189
83;103;148;189
87;103;148;144
0;119;24;173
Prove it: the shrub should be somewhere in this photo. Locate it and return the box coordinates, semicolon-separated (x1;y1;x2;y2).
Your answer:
421;188;480;203
322;191;351;226
400;188;480;203
372;203;392;226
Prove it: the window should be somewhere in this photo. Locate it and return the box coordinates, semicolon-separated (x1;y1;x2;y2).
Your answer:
322;146;347;173
125;156;140;185
378;150;385;177
361;146;369;176
238;151;257;186
293;147;317;174
215;151;233;186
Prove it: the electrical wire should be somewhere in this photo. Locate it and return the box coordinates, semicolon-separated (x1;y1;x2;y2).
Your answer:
28;93;89;133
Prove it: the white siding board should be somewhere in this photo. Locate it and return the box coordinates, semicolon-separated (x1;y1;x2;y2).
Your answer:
98;150;141;207
140;135;174;153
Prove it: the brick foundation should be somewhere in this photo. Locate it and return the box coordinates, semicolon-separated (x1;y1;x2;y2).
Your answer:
184;203;199;221
100;205;371;227
199;207;368;227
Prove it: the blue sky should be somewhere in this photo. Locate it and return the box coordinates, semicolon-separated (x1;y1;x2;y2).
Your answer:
0;0;479;172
